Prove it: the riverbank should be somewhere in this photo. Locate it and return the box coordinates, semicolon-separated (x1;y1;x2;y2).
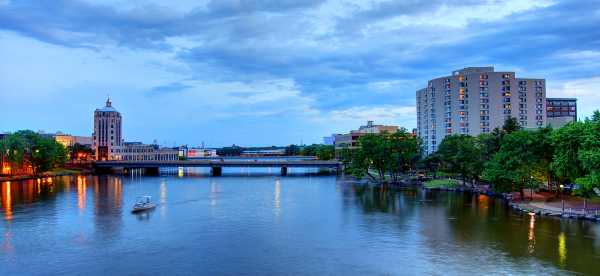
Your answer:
0;168;89;182
420;179;600;222
509;195;600;222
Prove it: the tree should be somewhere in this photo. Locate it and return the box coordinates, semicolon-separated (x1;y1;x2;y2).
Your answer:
482;149;516;193
387;130;420;182
217;145;243;156
315;145;334;160
285;144;300;156
532;127;555;192
483;130;547;199
418;153;441;178
437;135;481;184
0;130;67;176
342;130;419;184
357;134;389;182
502;117;521;134
573;112;600;210
341;147;372;180
551;121;586;193
475;133;501;164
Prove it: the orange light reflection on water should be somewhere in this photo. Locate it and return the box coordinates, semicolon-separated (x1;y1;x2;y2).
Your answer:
528;214;536;254
77;176;87;213
2;181;13;221
113;178;122;209
477;194;489;210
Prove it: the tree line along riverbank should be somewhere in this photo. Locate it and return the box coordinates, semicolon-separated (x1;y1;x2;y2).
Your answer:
341;111;600;217
0;130;93;181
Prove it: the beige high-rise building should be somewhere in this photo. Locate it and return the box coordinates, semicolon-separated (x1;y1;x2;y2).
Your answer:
92;98;122;160
417;67;546;154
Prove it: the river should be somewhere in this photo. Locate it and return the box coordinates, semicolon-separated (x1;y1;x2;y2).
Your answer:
1;171;599;275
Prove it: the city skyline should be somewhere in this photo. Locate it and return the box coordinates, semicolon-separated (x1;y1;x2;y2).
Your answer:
1;0;600;146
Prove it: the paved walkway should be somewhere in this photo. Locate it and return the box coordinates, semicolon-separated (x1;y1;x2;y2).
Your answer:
512;191;600;216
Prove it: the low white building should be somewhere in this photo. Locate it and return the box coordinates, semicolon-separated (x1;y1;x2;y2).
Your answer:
115;142;179;161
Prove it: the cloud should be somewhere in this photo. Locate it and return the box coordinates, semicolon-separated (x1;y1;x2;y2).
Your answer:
547;76;600;120
1;0;600;145
205;0;326;15
325;105;415;125
148;82;193;95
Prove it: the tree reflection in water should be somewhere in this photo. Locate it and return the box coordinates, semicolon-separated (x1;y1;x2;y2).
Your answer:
348;184;599;275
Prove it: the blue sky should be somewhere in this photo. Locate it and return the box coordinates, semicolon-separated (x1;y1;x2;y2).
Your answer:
1;0;599;147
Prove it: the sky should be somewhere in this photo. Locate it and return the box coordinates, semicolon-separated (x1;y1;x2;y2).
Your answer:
1;0;599;147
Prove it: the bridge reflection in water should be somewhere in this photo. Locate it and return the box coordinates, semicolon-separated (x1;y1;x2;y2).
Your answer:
94;159;342;176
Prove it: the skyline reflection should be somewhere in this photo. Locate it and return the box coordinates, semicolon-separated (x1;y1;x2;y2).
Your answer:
0;175;598;275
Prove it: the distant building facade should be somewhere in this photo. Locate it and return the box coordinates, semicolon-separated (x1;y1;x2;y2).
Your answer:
417;67;546;154
546;98;577;128
117;142;179;161
55;133;93;148
187;148;218;158
334;121;399;152
93;98;122;160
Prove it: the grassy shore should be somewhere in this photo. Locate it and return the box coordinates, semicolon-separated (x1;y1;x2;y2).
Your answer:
424;179;459;189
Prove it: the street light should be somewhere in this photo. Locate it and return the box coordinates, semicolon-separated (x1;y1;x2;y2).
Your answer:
560;184;565;214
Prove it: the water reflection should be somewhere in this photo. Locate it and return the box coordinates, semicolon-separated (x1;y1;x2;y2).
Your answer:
93;176;123;240
528;213;536;254
77;176;87;213
160;179;167;217
349;184;599;275
2;231;13;255
558;232;567;267
210;181;219;207
274;179;281;216
0;176;599;275
2;182;12;221
135;209;156;221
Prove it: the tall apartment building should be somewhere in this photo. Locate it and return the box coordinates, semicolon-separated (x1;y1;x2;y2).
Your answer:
417;67;546;154
93;98;123;160
546;98;577;128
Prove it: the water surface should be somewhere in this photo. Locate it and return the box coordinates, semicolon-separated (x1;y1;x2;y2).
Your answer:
1;173;599;275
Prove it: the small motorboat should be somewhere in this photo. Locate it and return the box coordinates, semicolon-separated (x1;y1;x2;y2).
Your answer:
131;196;156;213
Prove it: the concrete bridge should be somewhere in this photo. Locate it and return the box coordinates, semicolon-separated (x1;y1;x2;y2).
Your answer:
93;159;342;176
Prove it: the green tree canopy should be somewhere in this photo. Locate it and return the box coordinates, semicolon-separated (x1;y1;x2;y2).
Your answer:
0;130;67;175
483;130;550;197
342;129;419;183
437;135;481;183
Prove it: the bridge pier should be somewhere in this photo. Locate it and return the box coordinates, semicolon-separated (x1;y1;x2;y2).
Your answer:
211;166;222;176
280;166;288;176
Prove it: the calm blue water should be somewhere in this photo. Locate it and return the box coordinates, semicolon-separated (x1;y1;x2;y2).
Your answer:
1;171;599;275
